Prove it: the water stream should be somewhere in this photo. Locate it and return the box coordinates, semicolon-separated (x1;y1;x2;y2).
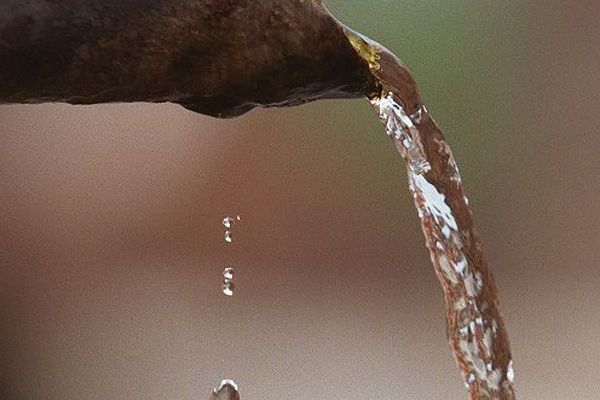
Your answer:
371;91;515;398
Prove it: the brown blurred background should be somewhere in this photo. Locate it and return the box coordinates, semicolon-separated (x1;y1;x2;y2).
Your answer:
1;1;599;399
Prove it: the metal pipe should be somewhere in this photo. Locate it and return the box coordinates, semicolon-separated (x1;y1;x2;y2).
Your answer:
0;0;376;117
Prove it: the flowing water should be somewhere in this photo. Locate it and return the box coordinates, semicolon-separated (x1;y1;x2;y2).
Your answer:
370;89;515;398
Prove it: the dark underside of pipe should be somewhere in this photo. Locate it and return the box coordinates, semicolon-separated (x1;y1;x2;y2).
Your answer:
0;0;377;117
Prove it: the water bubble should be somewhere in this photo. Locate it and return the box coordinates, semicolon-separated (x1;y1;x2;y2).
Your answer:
224;231;233;243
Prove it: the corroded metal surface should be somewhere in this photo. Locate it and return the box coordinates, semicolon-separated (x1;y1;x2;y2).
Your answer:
0;0;376;117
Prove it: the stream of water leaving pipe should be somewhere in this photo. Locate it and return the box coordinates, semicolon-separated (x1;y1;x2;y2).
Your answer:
369;90;515;399
331;19;517;397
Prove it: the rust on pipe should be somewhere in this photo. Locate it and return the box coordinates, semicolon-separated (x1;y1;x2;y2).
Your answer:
0;0;378;117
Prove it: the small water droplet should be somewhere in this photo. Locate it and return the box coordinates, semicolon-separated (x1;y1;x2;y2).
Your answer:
223;217;234;229
214;379;238;393
236;215;241;222
222;268;235;296
223;267;234;281
211;379;239;399
224;231;233;243
222;281;234;297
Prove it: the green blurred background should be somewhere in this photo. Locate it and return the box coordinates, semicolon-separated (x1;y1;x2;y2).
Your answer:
1;1;599;399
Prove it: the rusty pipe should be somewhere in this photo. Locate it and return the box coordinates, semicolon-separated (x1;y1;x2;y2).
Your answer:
0;0;378;117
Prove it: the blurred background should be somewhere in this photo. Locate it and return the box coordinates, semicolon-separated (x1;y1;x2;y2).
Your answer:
1;1;599;399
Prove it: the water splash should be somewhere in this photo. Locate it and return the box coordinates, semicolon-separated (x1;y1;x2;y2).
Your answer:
371;91;513;396
224;231;233;243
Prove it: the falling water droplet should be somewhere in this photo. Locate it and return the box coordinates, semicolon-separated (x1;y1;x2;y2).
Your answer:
211;379;239;400
223;267;234;281
214;379;238;393
222;282;234;297
221;215;241;294
223;217;234;229
222;268;235;297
